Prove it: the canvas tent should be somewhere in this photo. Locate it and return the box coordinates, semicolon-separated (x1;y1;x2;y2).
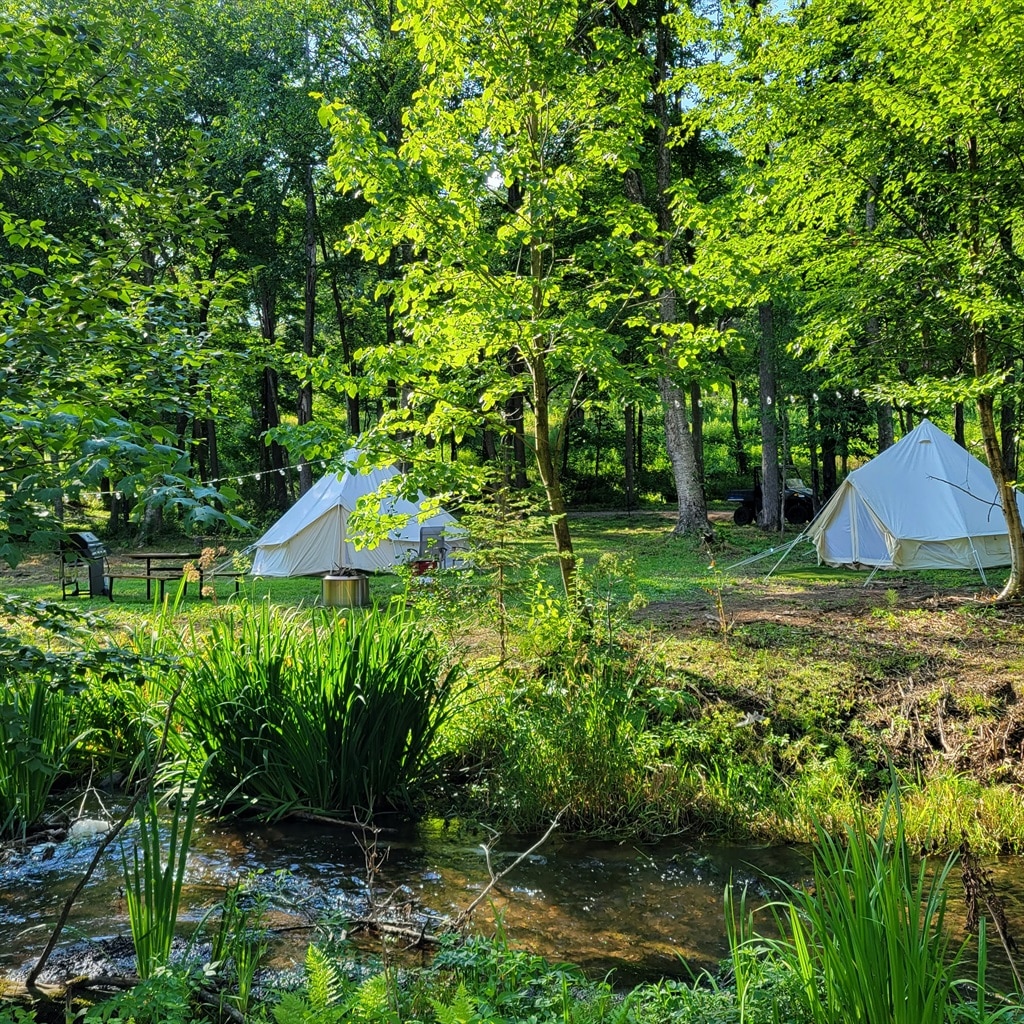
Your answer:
805;418;1024;573
251;452;461;577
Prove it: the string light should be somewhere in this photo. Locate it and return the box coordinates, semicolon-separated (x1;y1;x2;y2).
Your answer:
74;457;338;502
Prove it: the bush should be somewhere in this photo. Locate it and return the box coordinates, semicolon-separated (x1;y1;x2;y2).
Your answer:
454;655;694;837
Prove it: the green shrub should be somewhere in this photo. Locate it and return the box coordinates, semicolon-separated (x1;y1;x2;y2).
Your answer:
167;600;464;819
457;656;693;836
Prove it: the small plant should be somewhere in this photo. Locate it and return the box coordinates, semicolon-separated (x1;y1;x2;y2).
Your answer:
204;875;270;1015
0;682;80;838
272;945;349;1024
703;556;734;637
81;966;197;1024
456;483;551;662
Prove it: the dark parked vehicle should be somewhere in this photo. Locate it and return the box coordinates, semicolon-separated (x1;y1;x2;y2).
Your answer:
728;470;815;526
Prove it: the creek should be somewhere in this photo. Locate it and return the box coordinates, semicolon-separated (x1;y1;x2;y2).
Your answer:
2;810;1023;989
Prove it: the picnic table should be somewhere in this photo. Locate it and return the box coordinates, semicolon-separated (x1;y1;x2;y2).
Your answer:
106;551;202;601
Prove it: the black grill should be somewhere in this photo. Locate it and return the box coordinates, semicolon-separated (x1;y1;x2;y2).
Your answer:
60;531;109;599
64;532;108;560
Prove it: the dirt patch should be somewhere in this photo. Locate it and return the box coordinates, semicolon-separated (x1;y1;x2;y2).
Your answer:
639;576;1024;786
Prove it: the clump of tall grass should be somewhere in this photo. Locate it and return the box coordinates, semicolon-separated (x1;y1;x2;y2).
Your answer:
731;790;1007;1024
783;764;1024;854
167;601;464;819
121;770;204;979
0;682;80;838
898;772;1024;855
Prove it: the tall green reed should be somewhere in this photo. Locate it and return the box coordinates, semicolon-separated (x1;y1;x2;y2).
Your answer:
0;682;80;838
739;790;993;1024
121;767;204;980
169;600;464;819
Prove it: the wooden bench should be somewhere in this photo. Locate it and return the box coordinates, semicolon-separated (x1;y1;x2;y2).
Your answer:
104;566;242;602
104;574;191;602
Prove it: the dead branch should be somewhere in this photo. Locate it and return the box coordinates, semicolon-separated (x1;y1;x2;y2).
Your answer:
448;809;565;932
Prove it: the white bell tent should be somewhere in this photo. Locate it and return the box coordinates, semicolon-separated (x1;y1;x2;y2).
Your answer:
250;452;461;577
805;418;1024;573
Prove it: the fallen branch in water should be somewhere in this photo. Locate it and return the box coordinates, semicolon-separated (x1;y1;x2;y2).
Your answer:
448;809;565;932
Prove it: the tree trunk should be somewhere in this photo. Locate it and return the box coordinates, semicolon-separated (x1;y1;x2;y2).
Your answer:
730;373;748;474
637;406;644;485
758;301;781;531
1001;361;1017;480
51;452;64;525
867;178;894;459
531;350;575;598
661;377;710;535
482;428;499;466
653;0;709;538
807;394;821;506
954;402;966;448
877;403;894;452
821;429;837;498
967;134;1024;600
261;367;290;509
689;381;704;484
624;403;636;509
320;231;360;436
192;414;208;482
297;162;317;495
256;279;289;510
205;413;220;485
975;333;1024;601
506;382;528;489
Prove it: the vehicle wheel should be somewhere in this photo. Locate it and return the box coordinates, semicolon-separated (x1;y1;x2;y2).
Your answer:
734;505;754;526
785;498;813;525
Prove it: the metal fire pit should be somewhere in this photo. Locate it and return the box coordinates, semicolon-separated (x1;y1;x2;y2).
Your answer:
322;573;369;608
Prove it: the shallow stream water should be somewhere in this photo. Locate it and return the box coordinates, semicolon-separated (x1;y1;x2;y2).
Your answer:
2;810;1023;989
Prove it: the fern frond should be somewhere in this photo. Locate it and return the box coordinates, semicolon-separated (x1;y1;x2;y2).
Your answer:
352;973;392;1017
433;983;486;1024
272;990;312;1024
306;944;343;1011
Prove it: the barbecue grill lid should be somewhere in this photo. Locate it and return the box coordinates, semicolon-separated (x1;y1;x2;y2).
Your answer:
63;531;108;557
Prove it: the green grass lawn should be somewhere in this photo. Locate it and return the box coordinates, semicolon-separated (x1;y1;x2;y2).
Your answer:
1;508;1003;616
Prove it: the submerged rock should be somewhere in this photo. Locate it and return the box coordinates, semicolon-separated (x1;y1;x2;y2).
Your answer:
67;818;111;843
